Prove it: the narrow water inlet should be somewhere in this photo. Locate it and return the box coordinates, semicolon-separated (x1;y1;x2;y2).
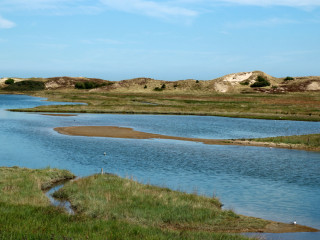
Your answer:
45;183;74;215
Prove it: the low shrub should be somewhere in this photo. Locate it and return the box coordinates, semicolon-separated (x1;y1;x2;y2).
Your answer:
75;81;109;89
250;76;270;88
154;84;166;91
4;80;45;91
5;78;14;85
284;76;294;81
154;87;163;91
240;80;249;86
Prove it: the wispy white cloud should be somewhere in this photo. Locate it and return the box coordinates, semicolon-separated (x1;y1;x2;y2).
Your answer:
100;0;198;19
0;0;70;10
0;15;15;29
226;18;299;28
218;0;320;7
175;0;320;8
0;0;198;18
0;0;102;15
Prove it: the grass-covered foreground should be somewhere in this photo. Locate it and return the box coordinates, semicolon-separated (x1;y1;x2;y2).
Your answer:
0;167;317;239
0;167;75;206
53;174;268;233
0;167;255;240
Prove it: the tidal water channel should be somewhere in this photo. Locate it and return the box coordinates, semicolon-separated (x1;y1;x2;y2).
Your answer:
1;94;320;240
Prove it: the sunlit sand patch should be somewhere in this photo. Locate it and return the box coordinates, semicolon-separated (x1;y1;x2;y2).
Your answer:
42;114;77;117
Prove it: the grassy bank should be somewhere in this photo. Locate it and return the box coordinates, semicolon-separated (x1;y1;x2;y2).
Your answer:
2;203;253;240
0;167;74;206
249;133;320;151
0;167;254;240
4;90;320;121
53;174;268;233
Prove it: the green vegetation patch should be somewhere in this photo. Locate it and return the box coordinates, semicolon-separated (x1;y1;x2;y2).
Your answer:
240;80;249;86
250;76;270;88
75;81;111;89
3;80;45;91
0;203;252;240
153;84;166;91
4;78;14;85
0;167;252;240
10;91;320;121
0;167;74;206
284;76;294;81
54;174;268;232
253;134;320;149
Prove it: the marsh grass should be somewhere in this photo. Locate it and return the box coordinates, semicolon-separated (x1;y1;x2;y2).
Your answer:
253;134;320;148
54;174;268;233
0;167;253;240
7;91;320;121
0;167;74;206
0;202;253;240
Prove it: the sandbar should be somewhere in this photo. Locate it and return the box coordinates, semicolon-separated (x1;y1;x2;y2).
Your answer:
54;126;228;144
42;114;77;117
54;126;310;151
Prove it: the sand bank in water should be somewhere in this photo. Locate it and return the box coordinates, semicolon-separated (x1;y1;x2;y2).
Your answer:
54;126;229;144
42;114;77;117
54;126;311;151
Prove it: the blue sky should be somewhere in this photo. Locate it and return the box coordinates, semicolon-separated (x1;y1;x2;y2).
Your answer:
0;0;320;80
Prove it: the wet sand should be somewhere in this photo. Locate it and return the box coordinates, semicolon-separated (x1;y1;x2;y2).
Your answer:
54;126;311;151
42;114;77;117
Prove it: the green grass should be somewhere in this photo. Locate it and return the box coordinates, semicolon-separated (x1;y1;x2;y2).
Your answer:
252;134;320;150
0;167;254;239
5;91;320;121
0;203;253;240
0;167;74;206
54;174;268;233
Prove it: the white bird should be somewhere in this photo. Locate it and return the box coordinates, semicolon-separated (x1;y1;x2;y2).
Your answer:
103;152;106;156
291;220;297;225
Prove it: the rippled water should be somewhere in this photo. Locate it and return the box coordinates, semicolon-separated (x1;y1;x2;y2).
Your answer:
1;94;320;239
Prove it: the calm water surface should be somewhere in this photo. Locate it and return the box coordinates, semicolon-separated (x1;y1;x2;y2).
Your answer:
1;94;320;240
